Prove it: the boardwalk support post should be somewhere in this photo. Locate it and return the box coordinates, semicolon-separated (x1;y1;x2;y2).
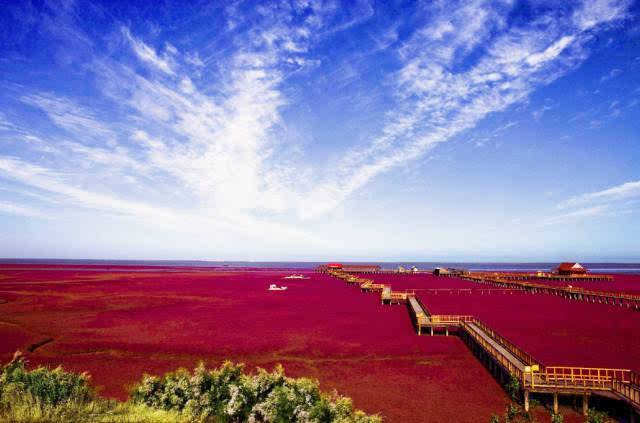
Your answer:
524;390;530;412
430;327;434;336
553;393;558;415
582;394;588;416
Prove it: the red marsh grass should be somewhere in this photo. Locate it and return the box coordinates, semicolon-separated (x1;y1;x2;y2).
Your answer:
0;265;513;423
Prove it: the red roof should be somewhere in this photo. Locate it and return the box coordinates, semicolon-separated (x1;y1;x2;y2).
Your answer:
327;263;343;268
555;262;586;272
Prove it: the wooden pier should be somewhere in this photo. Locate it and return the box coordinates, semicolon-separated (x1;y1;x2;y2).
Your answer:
324;268;640;417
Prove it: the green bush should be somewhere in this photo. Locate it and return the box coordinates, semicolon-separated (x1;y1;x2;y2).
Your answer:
550;413;563;423
131;361;381;422
1;352;379;422
0;352;93;408
505;376;520;401
586;408;613;423
488;402;536;423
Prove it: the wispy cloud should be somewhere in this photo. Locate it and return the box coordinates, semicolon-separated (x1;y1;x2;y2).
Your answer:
541;179;640;225
122;27;176;75
20;93;114;140
558;180;640;209
601;67;623;82
0;200;50;220
299;0;631;218
541;205;611;226
0;0;634;256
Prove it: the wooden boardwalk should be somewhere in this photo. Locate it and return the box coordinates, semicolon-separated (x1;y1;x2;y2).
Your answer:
325;269;640;417
458;272;640;310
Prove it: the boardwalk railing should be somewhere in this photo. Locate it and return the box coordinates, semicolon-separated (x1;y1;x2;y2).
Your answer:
456;272;640;310
530;367;631;390
322;267;640;413
471;319;539;367
430;315;474;323
461;321;524;382
613;376;640;410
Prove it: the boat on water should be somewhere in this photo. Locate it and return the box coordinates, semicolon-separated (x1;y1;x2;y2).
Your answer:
268;284;288;291
283;274;308;279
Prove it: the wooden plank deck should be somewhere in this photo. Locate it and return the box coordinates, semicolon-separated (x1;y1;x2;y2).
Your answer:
465;322;526;372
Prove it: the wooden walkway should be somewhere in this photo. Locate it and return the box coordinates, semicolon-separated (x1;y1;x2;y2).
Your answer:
458;272;640;310
325;269;640;417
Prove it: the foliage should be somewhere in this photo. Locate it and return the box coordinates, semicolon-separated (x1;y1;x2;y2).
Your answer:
586;408;614;423
488;402;536;423
131;361;382;422
0;352;187;422
1;352;379;422
550;413;563;423
505;376;520;401
0;351;93;408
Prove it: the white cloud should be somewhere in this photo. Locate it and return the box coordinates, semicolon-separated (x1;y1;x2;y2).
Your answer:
601;67;623;82
0;201;49;219
299;1;629;219
541;205;610;226
559;180;640;209
573;0;630;31
122;27;175;75
526;36;575;67
0;1;633;254
21;94;113;139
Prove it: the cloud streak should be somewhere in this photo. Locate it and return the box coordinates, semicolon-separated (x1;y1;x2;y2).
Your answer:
559;180;640;209
299;0;631;218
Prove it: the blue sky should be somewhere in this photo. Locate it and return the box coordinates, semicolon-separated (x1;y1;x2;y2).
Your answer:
0;0;639;261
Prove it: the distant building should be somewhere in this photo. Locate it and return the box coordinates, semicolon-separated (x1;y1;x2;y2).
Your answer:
342;264;381;273
411;266;419;273
327;263;343;269
433;267;449;276
397;266;406;273
554;262;587;276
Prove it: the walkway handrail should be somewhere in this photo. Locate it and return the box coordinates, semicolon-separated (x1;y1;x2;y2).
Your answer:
430;315;474;323
460;273;640;302
414;295;431;317
471;318;539;367
613;379;640;410
538;367;632;389
324;267;640;411
461;321;524;382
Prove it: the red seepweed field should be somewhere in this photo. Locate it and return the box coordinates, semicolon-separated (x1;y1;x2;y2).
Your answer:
1;265;639;422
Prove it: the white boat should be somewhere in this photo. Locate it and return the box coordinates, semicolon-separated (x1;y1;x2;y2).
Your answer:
283;274;308;279
268;284;288;291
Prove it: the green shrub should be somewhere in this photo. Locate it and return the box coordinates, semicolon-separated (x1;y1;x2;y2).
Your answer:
131;361;382;422
550;413;563;423
0;352;93;408
505;376;520;401
1;352;379;422
586;408;613;423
